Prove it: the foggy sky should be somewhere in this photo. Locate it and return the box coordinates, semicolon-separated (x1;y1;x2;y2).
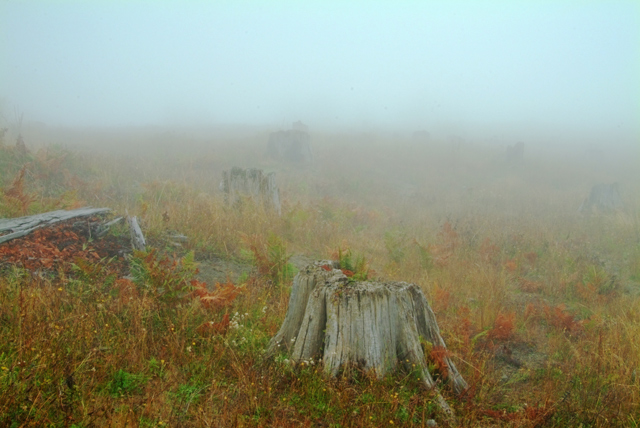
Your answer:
1;1;638;135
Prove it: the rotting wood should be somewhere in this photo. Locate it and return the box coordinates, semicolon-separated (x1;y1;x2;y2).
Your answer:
127;216;146;251
267;261;467;420
220;167;281;215
0;207;111;245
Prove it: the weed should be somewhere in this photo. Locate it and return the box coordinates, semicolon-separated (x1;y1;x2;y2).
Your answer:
107;369;148;397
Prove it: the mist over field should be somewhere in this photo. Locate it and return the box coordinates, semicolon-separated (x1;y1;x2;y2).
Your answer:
1;1;639;142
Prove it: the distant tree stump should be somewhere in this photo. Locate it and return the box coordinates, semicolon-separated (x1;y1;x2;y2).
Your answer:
267;130;313;163
268;262;467;418
292;120;309;133
579;182;623;214
220;167;281;215
15;134;29;156
506;141;524;162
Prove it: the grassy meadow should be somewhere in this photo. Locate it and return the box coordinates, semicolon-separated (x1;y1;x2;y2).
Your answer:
1;127;639;427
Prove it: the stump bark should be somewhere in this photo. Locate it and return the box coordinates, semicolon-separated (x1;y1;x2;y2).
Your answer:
220;167;281;215
268;261;467;417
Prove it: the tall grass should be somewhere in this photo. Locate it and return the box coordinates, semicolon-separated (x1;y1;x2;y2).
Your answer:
1;129;639;426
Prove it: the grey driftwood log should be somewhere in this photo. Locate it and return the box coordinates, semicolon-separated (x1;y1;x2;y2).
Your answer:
0;207;147;253
267;261;467;418
0;207;111;244
220;167;281;215
578;182;623;214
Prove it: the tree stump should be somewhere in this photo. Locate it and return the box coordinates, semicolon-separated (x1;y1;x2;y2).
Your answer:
220;167;281;215
578;183;623;214
268;261;467;418
267;130;313;163
506;141;524;162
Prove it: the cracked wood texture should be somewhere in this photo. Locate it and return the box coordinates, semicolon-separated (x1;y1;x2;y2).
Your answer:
0;207;111;244
268;261;467;418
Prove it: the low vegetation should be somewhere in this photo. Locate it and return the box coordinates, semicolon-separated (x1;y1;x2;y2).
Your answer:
1;129;639;427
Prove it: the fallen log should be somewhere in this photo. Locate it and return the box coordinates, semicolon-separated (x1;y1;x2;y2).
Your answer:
267;261;467;420
0;207;111;245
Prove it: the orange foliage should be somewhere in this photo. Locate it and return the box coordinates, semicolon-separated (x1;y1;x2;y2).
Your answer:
191;280;241;310
487;312;516;341
479;238;500;264
340;269;354;277
575;282;598;302
543;304;584;334
502;258;518;273
453;305;474;345
518;277;543;293
524;303;541;323
197;313;230;337
428;346;450;378
3;166;36;214
113;278;139;303
432;285;452;312
0;222;106;272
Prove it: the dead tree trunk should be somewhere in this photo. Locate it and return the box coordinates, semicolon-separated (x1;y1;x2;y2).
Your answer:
268;262;467;418
220;167;281;215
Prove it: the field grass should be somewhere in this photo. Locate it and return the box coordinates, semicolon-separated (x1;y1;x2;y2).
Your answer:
1;127;639;427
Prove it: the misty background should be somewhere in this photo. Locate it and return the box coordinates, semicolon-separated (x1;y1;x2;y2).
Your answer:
1;1;638;143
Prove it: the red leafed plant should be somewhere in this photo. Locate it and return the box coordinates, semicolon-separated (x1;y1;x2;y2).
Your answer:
544;304;584;334
3;165;36;214
428;346;451;379
488;312;516;341
191;279;241;310
197;313;231;337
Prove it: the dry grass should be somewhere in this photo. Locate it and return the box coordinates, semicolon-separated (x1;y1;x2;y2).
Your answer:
1;128;639;427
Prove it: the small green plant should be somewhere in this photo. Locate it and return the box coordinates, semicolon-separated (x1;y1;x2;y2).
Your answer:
129;249;198;301
243;233;296;287
107;369;148;397
336;248;370;281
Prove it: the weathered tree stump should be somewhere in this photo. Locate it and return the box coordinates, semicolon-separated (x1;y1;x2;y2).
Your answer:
268;261;467;418
578;183;623;214
267;130;313;163
220;167;281;215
